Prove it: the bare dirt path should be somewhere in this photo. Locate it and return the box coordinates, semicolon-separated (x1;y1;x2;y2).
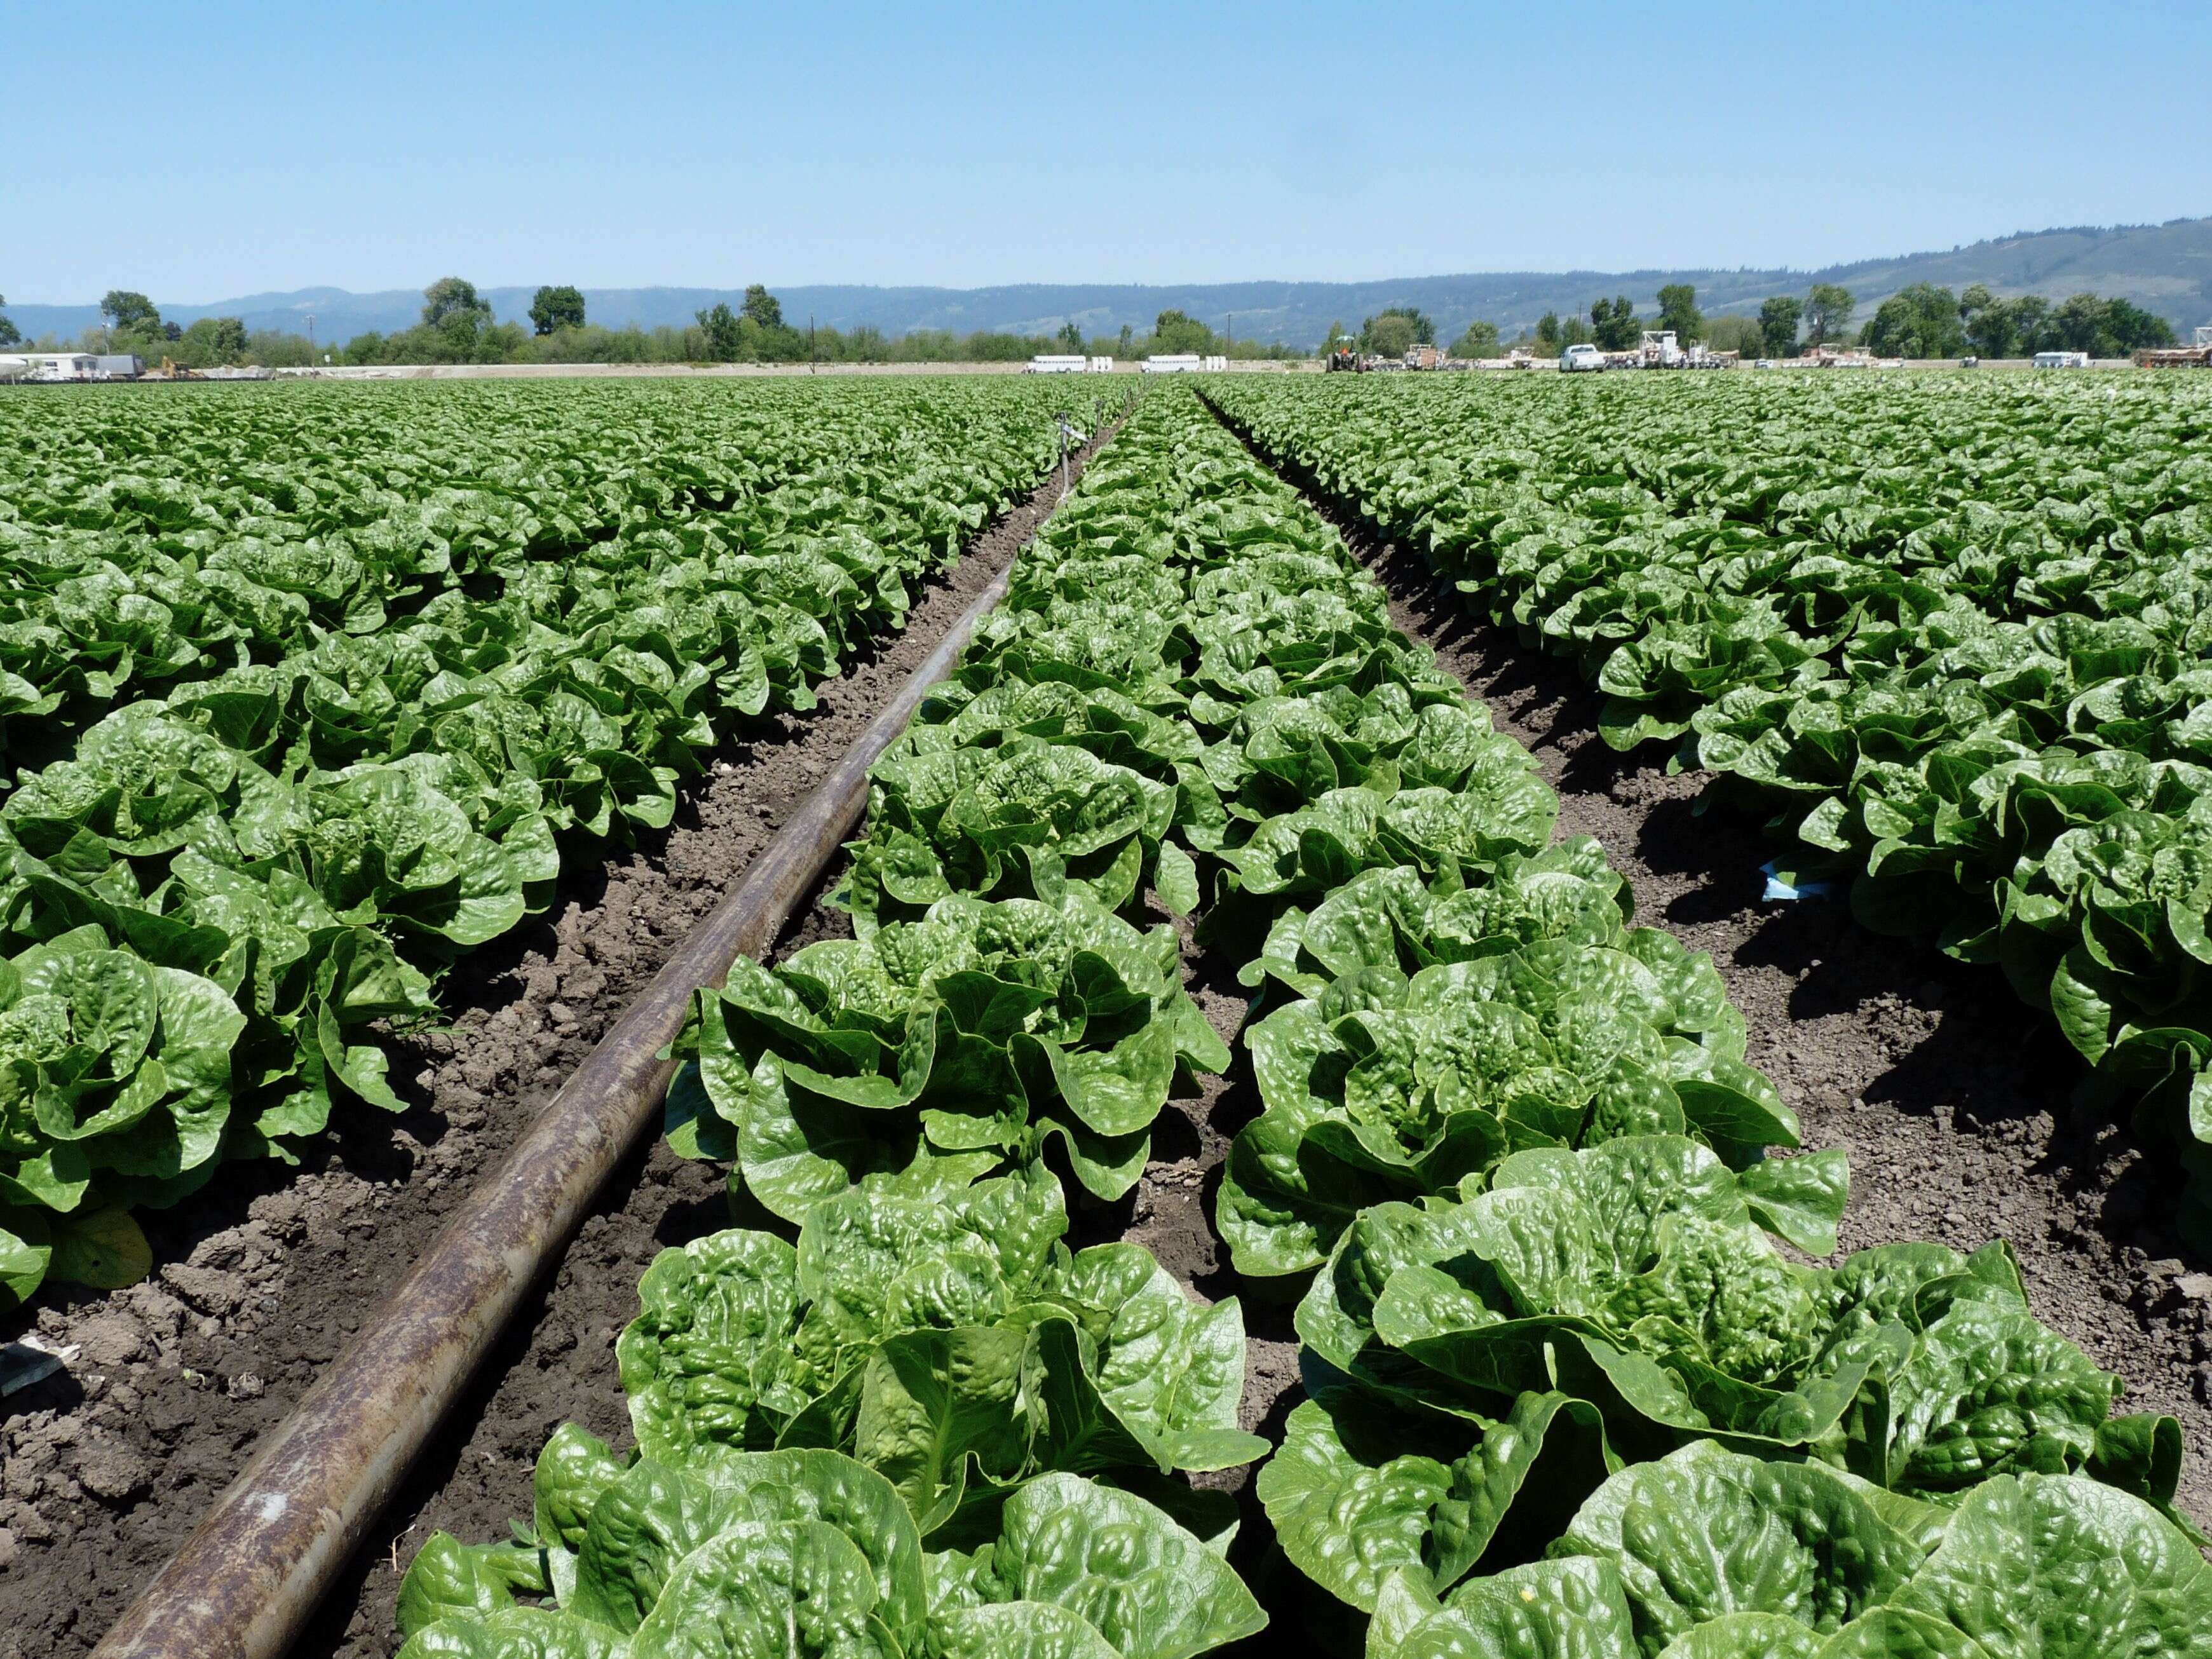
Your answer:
0;426;1120;1659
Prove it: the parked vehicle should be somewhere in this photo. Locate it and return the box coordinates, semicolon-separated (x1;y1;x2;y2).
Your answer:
1559;342;1606;372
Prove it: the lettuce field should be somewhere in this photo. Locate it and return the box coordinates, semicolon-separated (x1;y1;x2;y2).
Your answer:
7;370;2212;1659
0;376;1113;1302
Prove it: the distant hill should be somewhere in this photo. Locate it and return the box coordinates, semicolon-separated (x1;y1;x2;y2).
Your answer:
11;217;2211;351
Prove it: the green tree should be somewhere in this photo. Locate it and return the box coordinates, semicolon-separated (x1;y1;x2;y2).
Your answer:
100;290;161;332
1533;311;1562;351
1152;309;1214;354
0;295;18;348
1449;320;1500;358
529;285;587;334
2019;290;2173;356
1056;320;1083;351
1116;323;1133;355
1559;314;1593;346
177;315;251;365
421;276;489;327
1366;306;1434;345
1362;313;1418;357
696;302;742;361
1320;319;1353;354
416;278;496;361
1655;283;1703;342
1804;283;1854;347
2005;295;2053;355
1864;283;1966;358
1757;295;1802;356
2102;297;2175;351
741;285;783;329
1958;285;2017;357
1590;295;1638;350
2047;292;2109;355
241;327;320;368
1703;315;1763;356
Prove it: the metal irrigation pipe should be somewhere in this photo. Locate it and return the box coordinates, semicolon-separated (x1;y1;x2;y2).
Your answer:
90;561;1014;1659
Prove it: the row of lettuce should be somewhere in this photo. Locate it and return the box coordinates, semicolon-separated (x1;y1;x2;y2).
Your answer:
400;386;2212;1659
0;379;1101;761
0;378;1127;1303
1207;370;2212;1241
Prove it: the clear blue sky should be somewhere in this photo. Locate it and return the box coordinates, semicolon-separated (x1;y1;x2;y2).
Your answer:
5;0;2206;303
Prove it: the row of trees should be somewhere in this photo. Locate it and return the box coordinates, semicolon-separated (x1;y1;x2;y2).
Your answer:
1497;278;2171;362
55;290;327;369
14;279;2186;370
1861;283;2174;359
1319;308;1503;360
236;285;1299;369
1514;283;1857;358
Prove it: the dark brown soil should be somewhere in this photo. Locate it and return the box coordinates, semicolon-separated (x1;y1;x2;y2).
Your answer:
1218;415;2212;1530
0;426;1121;1659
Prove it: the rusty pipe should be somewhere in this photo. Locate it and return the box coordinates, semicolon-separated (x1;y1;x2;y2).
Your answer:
89;560;1012;1659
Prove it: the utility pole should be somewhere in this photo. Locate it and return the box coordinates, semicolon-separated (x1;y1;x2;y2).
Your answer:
810;314;816;373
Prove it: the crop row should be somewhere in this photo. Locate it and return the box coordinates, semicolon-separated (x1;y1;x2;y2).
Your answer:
1206;371;2212;1240
0;379;1119;769
0;377;1127;1303
402;386;2212;1659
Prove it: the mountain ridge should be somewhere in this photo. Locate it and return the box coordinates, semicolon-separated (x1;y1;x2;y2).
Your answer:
10;217;2209;350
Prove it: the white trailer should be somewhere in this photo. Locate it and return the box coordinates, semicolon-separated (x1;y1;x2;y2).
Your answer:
1026;354;1088;374
25;353;98;383
1141;355;1204;374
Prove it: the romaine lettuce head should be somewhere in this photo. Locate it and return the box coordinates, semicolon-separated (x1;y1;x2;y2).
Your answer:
401;1452;1263;1659
614;1167;1261;1534
1220;911;1801;1280
676;891;1223;1221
